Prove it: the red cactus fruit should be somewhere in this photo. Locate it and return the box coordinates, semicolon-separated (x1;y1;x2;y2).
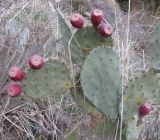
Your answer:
98;23;113;37
70;13;84;29
91;9;104;26
7;83;22;97
8;66;25;81
139;103;151;116
29;55;44;70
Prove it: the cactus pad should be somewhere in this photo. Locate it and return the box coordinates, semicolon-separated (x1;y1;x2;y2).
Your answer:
69;26;113;64
73;26;113;53
22;60;72;98
151;24;160;69
125;116;139;140
123;69;160;121
57;10;73;48
80;46;122;120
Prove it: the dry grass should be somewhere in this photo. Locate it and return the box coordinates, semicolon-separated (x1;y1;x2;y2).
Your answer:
0;0;160;140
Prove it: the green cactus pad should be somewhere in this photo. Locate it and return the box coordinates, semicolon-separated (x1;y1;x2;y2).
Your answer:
57;10;85;64
125;115;144;140
151;24;160;70
57;9;73;48
58;10;113;65
123;69;160;121
80;46;122;120
22;60;72;98
125;116;138;140
73;26;113;53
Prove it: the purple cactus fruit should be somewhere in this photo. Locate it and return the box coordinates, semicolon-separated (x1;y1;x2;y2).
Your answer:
91;9;104;26
139;103;151;116
98;23;113;37
8;66;25;81
70;13;84;29
29;55;44;70
7;83;22;97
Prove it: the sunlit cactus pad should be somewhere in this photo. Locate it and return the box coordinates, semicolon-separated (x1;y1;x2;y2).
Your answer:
80;46;122;120
22;60;72;98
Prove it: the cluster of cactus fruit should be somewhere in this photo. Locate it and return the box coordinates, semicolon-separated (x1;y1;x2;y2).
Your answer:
7;55;44;97
70;9;113;37
5;8;160;140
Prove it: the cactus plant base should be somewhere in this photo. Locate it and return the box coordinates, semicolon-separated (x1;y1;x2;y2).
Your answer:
66;115;118;140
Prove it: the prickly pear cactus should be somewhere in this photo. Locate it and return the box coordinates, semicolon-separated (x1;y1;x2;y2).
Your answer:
22;60;72;98
123;69;160;121
80;46;122;120
151;24;160;70
58;10;113;65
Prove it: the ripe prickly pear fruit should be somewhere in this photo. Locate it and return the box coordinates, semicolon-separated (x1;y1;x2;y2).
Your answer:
7;83;22;97
29;55;44;70
91;9;104;26
8;66;25;81
70;13;84;29
98;23;113;37
139;103;151;116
